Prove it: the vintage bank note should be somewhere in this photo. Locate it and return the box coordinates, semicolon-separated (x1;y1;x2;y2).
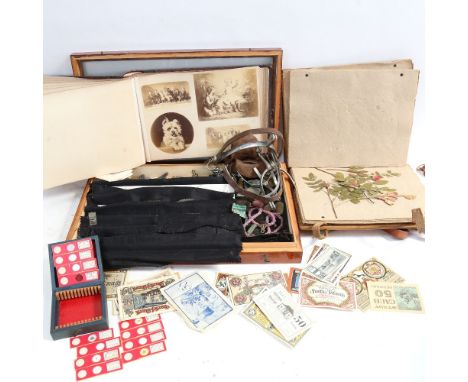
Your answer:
162;273;233;331
214;272;234;298
117;274;180;320
227;270;286;306
341;258;405;311
367;282;424;313
104;270;128;299
303;244;351;285
300;275;356;311
242;301;307;347
253;285;312;341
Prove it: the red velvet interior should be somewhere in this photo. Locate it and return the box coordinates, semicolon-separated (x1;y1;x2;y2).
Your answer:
57;294;103;327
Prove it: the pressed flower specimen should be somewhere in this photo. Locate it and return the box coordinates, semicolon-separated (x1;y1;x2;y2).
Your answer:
302;167;415;218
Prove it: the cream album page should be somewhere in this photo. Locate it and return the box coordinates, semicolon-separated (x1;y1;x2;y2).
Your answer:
134;66;268;162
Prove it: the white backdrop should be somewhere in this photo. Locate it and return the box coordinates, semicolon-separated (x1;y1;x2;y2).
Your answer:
43;2;426;382
43;0;425;162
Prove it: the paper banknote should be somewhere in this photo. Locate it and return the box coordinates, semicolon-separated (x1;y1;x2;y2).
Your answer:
299;275;356;311
117;274;180;320
227;270;286;306
253;285;312;341
341;257;404;311
242;301;307;347
367;282;424;313
303;244;352;285
287;267;302;294
162;273;233;331
104;270;128;299
215;272;234;298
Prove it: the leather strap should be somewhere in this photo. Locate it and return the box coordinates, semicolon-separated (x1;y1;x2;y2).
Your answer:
222;163;282;203
312;222;328;239
210;128;284;203
212;128;284;163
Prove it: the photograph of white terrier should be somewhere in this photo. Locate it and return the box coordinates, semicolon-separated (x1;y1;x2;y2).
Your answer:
151;113;194;154
162;117;186;151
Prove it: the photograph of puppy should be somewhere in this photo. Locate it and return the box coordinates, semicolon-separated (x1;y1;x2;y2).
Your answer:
162;117;185;151
141;81;191;108
151;112;194;154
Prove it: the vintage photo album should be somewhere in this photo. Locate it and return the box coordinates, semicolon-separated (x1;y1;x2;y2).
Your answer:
283;60;425;227
44;66;269;188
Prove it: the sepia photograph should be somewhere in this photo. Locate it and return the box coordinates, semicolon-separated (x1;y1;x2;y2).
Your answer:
194;68;258;121
205;125;250;149
150;112;194;154
141;81;191;107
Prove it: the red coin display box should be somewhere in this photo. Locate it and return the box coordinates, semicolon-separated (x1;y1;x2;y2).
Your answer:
48;235;108;340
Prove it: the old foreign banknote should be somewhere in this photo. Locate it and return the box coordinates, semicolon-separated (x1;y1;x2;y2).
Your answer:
242;301;307;347
341;257;405;311
367;282;424;313
162;273;233;331
253;285;312;341
117;274;180;320
303;244;352;285
227;270;287;306
214;272;234;298
299;275;356;311
287;267;302;294
104;270;128;299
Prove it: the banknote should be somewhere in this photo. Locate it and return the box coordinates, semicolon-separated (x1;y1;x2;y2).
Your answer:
112;300;119;316
104;270;128;299
214;272;234;298
367;282;424;313
299;275;356;311
227;270;286;306
341;257;404;311
287;267;302;294
242;301;307;347
253;285;312;341
162;273;233;331
117;274;180;320
303;244;351;285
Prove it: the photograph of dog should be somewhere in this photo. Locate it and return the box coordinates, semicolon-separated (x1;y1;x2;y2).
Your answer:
151;112;194;154
206;125;251;149
141;81;191;107
194;68;259;121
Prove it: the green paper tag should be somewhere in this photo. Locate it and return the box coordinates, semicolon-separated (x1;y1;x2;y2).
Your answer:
247;224;258;235
232;203;247;219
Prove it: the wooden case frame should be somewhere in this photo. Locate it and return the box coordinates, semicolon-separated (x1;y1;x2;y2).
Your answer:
66;49;302;264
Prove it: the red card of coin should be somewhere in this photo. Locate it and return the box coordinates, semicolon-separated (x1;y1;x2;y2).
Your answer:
58;269;100;287
70;329;114;348
57;259;98;277
74;348;120;370
121;341;166;363
52;238;93;256
119;312;161;331
120;320;164;340
54;249;95;267
75;359;122;380
122;330;166;351
76;337;121;357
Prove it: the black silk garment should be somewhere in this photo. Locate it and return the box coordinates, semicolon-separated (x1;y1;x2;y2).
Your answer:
79;181;242;268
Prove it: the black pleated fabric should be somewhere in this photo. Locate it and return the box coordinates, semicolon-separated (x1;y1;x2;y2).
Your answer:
87;185;233;207
79;213;243;237
99;227;242;269
85;199;233;215
78;179;243;269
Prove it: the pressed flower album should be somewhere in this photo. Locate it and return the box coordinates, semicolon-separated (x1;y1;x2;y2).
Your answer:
291;165;424;224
